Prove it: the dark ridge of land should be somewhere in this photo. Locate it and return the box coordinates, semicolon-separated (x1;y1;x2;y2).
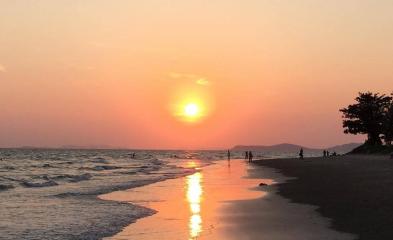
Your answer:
349;144;393;154
254;155;393;240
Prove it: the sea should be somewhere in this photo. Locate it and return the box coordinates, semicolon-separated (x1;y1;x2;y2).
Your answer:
0;149;302;240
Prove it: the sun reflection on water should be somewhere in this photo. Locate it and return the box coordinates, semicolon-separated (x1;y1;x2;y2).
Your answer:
187;172;203;239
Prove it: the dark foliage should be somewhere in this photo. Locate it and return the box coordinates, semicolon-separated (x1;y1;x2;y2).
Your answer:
340;92;392;145
382;97;393;145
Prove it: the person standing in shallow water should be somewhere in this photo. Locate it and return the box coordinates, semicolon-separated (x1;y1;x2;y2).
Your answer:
245;151;248;160
299;148;304;159
227;150;231;165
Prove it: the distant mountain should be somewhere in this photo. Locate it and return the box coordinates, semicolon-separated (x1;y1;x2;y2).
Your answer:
327;143;363;154
232;143;362;155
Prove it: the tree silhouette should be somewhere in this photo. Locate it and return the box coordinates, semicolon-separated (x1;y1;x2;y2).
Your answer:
383;96;393;145
340;92;392;145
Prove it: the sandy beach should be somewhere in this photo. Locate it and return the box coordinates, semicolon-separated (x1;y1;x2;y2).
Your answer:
255;155;393;240
100;159;354;240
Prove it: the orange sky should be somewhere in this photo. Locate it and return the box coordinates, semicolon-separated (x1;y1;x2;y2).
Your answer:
1;0;393;149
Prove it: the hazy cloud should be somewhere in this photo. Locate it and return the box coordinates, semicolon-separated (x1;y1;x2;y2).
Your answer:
196;78;210;86
169;72;210;86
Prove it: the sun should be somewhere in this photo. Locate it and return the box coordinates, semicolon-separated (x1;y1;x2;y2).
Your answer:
184;103;199;117
171;95;212;123
174;101;205;123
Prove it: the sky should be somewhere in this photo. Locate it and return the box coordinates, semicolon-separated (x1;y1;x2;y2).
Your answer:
1;0;393;149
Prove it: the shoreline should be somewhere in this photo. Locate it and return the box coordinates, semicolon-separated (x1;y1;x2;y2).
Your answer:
102;159;354;239
219;160;355;240
94;173;199;239
254;155;393;240
94;161;203;238
100;159;268;239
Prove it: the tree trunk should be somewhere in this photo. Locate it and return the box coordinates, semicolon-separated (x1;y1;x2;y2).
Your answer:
367;133;382;145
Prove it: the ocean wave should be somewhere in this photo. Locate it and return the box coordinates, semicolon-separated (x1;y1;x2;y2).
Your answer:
54;179;162;198
91;157;108;163
52;173;93;183
93;165;122;171
61;161;74;165
118;171;138;175
0;149;218;239
0;176;20;182
136;165;162;174
1;166;16;170
0;184;14;191
151;158;163;165
21;180;58;188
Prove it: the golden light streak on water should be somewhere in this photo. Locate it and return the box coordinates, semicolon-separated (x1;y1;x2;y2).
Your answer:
186;172;203;239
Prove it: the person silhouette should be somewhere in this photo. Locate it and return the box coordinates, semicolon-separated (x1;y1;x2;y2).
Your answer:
245;151;248;160
323;150;326;157
249;151;253;163
299;148;304;159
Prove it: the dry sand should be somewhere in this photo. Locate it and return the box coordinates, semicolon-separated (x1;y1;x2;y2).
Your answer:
101;159;354;240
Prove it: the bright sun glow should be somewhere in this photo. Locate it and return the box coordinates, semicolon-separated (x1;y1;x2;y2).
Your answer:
172;99;207;123
184;103;199;117
171;87;213;123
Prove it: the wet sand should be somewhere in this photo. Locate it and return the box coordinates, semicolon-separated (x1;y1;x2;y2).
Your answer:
255;155;393;240
100;159;354;240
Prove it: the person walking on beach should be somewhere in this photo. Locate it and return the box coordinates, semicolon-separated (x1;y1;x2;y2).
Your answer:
245;151;248;160
227;150;231;162
248;151;253;163
299;148;304;159
323;150;326;157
